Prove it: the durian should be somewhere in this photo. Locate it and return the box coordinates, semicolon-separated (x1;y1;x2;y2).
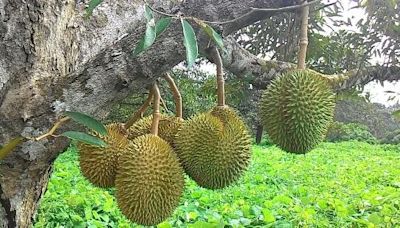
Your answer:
175;106;251;189
127;115;183;145
78;123;128;188
115;134;184;226
260;70;335;154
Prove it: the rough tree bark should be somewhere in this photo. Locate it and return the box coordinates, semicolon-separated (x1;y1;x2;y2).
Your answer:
0;0;398;227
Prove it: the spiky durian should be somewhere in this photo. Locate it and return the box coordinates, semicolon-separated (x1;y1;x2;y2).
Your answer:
127;115;183;145
78;123;128;188
260;70;335;154
175;106;251;189
115;134;184;226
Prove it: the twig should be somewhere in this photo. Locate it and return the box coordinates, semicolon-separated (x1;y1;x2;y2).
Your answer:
143;0;177;18
144;0;325;26
193;0;320;25
35;117;70;141
125;89;154;129
150;84;161;136
164;73;183;118
311;1;337;13
160;96;170;113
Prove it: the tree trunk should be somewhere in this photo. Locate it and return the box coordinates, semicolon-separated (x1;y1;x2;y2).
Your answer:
255;125;263;145
0;0;398;226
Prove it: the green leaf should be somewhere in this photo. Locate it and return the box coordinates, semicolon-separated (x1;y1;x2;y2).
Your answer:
133;38;146;56
262;209;276;223
157;222;172;228
64;111;107;136
132;6;158;56
194;19;224;50
144;5;154;22
155;17;172;37
181;19;198;67
62;131;107;147
392;109;400;121
143;23;156;49
86;0;104;16
0;137;25;160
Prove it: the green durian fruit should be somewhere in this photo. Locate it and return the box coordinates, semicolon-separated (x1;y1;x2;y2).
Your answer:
127;115;183;146
78;123;128;188
115;134;184;226
175;106;251;189
260;70;335;154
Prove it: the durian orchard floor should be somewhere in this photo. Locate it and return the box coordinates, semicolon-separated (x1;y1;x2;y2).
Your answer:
34;141;400;228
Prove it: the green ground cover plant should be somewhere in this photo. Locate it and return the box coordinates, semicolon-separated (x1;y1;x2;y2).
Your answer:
34;141;400;227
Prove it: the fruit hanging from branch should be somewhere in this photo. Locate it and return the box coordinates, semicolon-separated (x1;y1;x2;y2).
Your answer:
115;84;185;226
260;0;336;154
175;47;252;189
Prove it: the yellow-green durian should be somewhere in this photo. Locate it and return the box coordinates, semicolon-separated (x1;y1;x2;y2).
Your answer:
175;106;251;189
260;70;335;154
78;123;128;188
127;115;183;145
115;134;184;226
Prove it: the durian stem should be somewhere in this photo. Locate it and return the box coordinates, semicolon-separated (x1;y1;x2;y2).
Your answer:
35;117;70;141
297;0;309;70
212;47;225;107
150;84;161;136
125;89;154;129
164;73;183;118
160;96;170;113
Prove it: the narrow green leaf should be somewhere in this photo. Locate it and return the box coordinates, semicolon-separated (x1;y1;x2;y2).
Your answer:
144;5;154;22
132;5;158;56
133;24;156;56
64;111;107;136
0;137;25;160
194;19;224;50
392;110;400;121
62;131;107;147
143;23;156;49
205;25;224;50
86;0;104;16
133;38;146;56
181;19;198;67
155;17;172;37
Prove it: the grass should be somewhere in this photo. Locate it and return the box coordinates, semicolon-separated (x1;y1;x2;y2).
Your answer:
34;141;400;227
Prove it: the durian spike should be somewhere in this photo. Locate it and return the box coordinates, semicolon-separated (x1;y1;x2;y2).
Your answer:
150;83;161;136
125;88;154;129
297;0;309;70
210;46;225;107
164;73;183;118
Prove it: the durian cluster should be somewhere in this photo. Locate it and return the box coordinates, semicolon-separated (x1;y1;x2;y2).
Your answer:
77;106;251;225
260;70;335;154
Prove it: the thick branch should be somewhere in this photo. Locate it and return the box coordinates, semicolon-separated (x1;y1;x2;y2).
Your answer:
220;37;399;90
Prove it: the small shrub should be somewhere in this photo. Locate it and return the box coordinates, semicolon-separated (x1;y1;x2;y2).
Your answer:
326;122;378;144
381;129;400;145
